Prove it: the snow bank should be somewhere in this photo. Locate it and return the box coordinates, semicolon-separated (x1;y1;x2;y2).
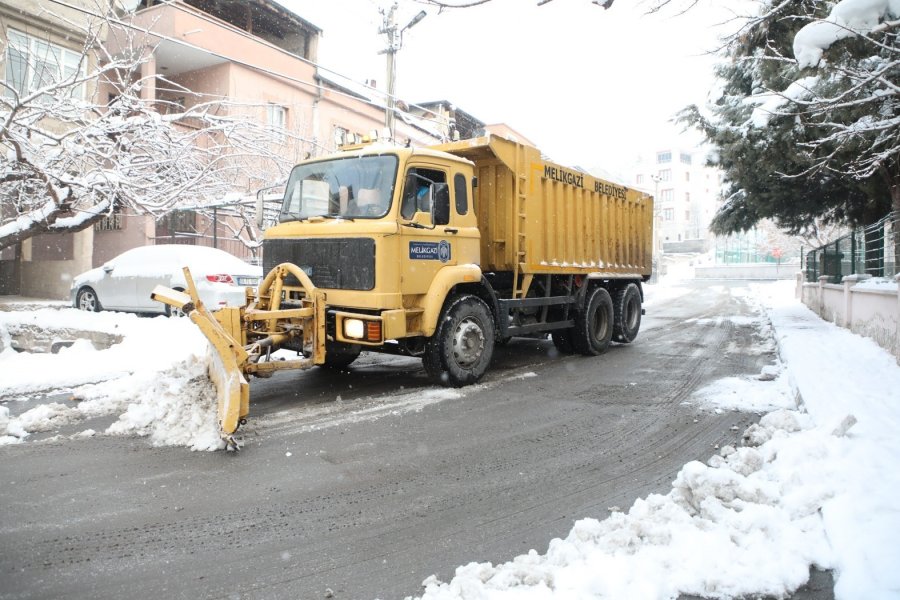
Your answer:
415;410;838;600
0;307;222;450
411;281;900;600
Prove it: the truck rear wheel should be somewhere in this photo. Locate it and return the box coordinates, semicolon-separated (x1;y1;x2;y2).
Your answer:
571;287;614;356
613;283;642;343
424;295;495;387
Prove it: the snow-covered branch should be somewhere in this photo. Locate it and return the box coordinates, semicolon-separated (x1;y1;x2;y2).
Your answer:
0;6;304;251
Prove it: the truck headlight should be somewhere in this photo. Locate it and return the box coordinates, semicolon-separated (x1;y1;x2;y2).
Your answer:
344;318;365;339
342;317;383;342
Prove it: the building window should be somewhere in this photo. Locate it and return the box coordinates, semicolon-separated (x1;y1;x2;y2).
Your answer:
267;104;286;129
636;174;644;184
685;210;690;220
685;192;691;203
663;208;674;221
657;151;672;164
94;211;124;232
680;152;692;165
685;171;690;182
660;189;673;202
4;29;85;100
659;169;671;182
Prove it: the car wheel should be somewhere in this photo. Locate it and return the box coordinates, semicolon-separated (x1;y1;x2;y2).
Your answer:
76;287;101;312
165;287;187;317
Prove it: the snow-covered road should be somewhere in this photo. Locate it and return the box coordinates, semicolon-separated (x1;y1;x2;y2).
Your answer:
1;279;897;599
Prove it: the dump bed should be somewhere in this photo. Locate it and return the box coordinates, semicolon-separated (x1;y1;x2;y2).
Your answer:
432;135;653;278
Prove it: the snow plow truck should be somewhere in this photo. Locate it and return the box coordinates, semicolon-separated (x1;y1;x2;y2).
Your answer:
152;134;653;448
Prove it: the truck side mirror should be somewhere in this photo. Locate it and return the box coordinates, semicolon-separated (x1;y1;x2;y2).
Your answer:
432;183;450;226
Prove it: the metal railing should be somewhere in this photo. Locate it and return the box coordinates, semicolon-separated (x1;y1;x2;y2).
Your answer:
804;212;898;283
152;234;261;265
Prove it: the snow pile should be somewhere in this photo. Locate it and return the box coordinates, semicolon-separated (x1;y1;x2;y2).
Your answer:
852;276;899;292
756;281;900;599
691;367;795;413
412;281;900;599
0;308;222;450
793;0;900;69
416;409;839;599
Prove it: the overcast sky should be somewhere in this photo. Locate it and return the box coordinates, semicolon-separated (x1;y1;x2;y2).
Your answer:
285;0;749;175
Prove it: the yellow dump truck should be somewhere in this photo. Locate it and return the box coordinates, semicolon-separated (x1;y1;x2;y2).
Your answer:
153;134;653;447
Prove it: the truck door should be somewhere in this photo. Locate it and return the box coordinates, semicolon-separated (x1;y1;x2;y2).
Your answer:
400;165;479;295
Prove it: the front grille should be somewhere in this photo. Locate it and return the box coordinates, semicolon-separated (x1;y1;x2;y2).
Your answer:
263;238;375;290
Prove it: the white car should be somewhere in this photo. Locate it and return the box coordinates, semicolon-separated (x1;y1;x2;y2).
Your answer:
71;245;262;316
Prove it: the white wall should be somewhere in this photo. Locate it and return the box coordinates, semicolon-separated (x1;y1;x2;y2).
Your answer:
799;274;900;361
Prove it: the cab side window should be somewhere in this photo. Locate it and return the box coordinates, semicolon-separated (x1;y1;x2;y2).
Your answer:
453;173;468;215
401;168;447;220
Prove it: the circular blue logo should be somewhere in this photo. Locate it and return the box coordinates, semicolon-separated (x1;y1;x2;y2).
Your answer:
438;240;451;263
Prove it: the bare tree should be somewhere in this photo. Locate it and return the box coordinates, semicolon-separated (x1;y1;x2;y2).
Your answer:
0;5;302;252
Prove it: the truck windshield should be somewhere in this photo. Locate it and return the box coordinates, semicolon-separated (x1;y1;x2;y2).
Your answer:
280;155;398;222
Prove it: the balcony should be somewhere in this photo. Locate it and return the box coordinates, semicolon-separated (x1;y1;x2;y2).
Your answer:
115;1;319;85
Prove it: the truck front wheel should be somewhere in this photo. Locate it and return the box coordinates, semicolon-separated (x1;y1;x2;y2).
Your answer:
321;341;362;369
571;287;614;356
424;295;495;387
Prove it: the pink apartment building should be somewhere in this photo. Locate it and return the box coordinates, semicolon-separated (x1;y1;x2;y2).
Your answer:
1;0;449;298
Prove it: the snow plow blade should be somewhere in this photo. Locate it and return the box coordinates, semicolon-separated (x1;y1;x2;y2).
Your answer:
151;264;326;448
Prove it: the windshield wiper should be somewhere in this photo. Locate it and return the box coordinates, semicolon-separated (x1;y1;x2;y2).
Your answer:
402;221;427;229
319;214;354;222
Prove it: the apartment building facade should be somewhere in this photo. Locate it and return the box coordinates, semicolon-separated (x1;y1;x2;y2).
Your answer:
631;147;723;254
1;0;446;298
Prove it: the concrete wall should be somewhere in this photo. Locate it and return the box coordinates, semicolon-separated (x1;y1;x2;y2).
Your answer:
799;273;900;361
20;229;94;300
695;263;799;280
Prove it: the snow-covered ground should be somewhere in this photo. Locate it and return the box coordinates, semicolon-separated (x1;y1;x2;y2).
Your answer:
0;307;223;450
2;280;899;599
410;281;900;600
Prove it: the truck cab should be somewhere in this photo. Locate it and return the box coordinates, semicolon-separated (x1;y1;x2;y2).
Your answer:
261;144;483;357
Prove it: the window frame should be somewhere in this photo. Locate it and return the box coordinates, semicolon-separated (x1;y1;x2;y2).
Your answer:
3;28;86;100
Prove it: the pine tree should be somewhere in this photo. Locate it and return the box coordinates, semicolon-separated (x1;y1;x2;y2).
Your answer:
679;0;896;239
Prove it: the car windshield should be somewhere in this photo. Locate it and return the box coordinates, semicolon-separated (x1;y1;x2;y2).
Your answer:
280;155;398;221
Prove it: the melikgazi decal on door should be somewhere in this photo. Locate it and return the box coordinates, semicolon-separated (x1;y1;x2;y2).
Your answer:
409;240;451;263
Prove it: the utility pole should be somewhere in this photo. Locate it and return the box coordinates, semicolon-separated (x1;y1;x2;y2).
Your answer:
379;3;426;141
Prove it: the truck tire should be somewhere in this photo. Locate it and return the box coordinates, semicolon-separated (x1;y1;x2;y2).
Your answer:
321;341;362;369
571;287;614;356
424;295;495;387
613;283;642;343
551;330;575;354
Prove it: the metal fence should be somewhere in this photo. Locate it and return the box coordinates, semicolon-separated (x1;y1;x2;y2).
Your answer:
152;234;260;265
803;212;898;283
